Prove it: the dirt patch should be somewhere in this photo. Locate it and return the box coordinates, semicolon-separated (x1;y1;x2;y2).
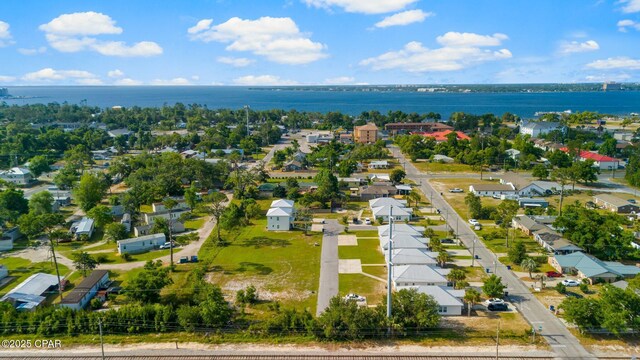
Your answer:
206;274;313;304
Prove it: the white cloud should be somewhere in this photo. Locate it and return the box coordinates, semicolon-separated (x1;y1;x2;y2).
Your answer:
189;16;327;64
620;0;640;13
233;75;298;85
40;12;162;57
0;75;16;82
107;69;124;78
114;78;143;86
585;73;631;82
618;19;640;32
151;77;193;86
217;56;255;67
75;78;104;85
22;68;99;84
586;57;640;70
436;32;508;47
361;33;512;73
558;40;599;55
18;47;47;55
303;0;418;14
324;76;355;84
0;20;14;47
374;10;433;28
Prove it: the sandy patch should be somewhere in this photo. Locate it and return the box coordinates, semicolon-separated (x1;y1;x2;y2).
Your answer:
338;235;358;246
339;259;363;274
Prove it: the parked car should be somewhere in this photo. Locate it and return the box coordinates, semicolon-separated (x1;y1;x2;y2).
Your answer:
488;303;509;311
364;218;371;225
449;188;464;193
562;279;580;287
485;298;505;306
492;194;501;199
344;293;366;302
468;219;480;226
474;224;482;231
629;199;637;204
441;238;455;244
106;286;122;295
159;242;175;249
546;271;563;278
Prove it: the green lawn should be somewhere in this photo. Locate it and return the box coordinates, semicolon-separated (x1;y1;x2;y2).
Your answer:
184;217;206;230
476;228;544;254
0;257;70;296
199;218;322;312
353;230;378;237
338;273;385;305
413;161;475;173
338;238;385;264
90;249;173;264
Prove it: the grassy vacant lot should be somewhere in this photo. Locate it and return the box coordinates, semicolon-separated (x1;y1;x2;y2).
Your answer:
429;178;503;220
199;218;322;313
476;228;544;255
339;238;385;265
0;257;70;296
412;160;475;173
338;273;385;305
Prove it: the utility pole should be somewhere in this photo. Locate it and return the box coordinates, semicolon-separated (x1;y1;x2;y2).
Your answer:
99;319;105;360
471;239;476;267
495;320;500;360
49;238;64;302
244;105;250;135
386;205;393;334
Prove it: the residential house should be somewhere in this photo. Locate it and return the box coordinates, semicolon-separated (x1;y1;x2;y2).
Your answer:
0;167;33;186
339;133;353;144
560;149;620;170
432;154;454;163
338;177;365;188
151;199;189;213
380;233;429;251
395;184;412;195
110;205;125;217
121;213;132;232
384;122;453;135
393;265;450;287
107;128;132;138
368;160;389;169
117;233;166;255
0;273;59;310
549;252;640;284
134;222;185;237
353;123;379;144
505;149;521;160
0;227;20;251
306;134;319;143
59;270;110;311
468;184;516;197
420;130;470;142
533;228;583;255
283;160;304;172
144;208;190;225
518;198;549;208
593;194;640;214
369;197;407;209
267;199;295;231
414;286;464;316
368;173;391;182
392;248;438;266
72;217;95;238
359;184;396;201
517;181;560;197
512;215;554;235
378;224;425;238
519;121;563;137
0;265;7;281
372;205;412;222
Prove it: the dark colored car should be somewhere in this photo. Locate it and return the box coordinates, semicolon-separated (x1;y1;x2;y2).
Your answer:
488;303;509;311
107;286;122;295
545;271;563;278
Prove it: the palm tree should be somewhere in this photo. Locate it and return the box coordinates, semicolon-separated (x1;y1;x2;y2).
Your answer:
408;189;421;208
437;249;452;268
464;288;482;316
446;268;467;289
520;257;537;279
551;168;571;216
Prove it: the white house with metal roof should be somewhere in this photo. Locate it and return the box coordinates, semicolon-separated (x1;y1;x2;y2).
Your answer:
379;233;429;251
117;233;166;255
392;249;438;266
0;273;59;310
392;265;450;287
267;199;295;231
369;197;407;209
377;224;424;238
0;167;33;186
72;217;95;238
413;286;465;316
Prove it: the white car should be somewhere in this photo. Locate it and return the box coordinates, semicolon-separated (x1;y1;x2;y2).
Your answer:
562;279;580;287
364;218;371;225
159;242;175;250
468;219;480;226
485;298;505;306
344;293;366;302
449;188;464;193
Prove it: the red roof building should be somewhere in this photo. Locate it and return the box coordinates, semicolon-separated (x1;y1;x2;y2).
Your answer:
560;148;620;170
417;130;471;142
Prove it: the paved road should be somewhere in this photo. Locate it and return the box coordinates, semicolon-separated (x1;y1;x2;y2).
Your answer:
389;146;595;360
316;219;342;316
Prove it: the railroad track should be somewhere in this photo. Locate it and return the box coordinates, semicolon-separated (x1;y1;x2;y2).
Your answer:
1;356;632;360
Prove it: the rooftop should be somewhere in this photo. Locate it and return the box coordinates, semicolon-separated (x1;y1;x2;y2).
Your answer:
393;265;449;284
413;286;464;307
5;273;59;296
60;270;109;305
355;123;379;131
418;130;470;142
270;199;294;208
117;233;166;246
555;252;640;278
470;184;515;191
594;193;636;208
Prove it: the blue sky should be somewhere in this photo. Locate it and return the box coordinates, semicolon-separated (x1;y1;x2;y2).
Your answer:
1;0;640;85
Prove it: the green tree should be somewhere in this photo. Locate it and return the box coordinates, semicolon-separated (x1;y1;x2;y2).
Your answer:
28;191;54;215
314;168;340;208
436;249;452;267
124;260;173;303
0;188;29;223
446;268;467;289
551;168;572;216
74;172;108;212
317;296;386;340
520;257;537;279
494;199;519;247
104;223;128;242
204;192;228;243
464;288;482;316
390;168;406;184
184;185;198;210
464;192;482;219
531;164;549;180
28;155;51;178
383;288;440;334
508;240;527;264
561;297;602;331
72;251;99;277
482;274;506;298
86;205;113;228
598;138;617;157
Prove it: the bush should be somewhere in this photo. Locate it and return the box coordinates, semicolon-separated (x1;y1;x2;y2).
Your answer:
579;283;589;294
120;253;132;261
90;298;103;310
95;254;108;263
555;283;567;294
245;285;258;304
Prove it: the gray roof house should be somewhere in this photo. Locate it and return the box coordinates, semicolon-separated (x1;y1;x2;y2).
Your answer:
378;224;425;238
392;248;438;266
393;265;450;288
593;194;640;214
380;234;428;251
414;286;465;316
550;252;640;284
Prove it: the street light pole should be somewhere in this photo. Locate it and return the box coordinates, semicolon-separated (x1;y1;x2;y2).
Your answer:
471;239;477;267
386;205;393;335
